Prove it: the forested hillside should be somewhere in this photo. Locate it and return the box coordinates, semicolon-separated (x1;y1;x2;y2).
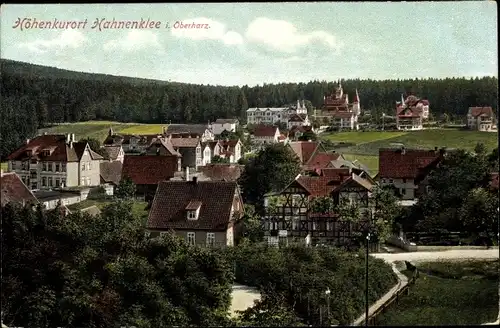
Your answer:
1;59;498;159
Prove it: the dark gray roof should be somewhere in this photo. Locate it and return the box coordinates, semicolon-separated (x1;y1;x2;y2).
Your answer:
165;124;209;135
100;161;123;185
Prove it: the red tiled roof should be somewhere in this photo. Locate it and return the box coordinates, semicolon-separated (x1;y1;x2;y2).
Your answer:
378;148;440;179
295;176;338;197
469;107;494;117
1;172;39;206
199;164;244;181
147;180;241;230
253;125;279;137
7;135;102;162
288;141;323;164
317;168;351;180
304;152;341;171
122;155;178;185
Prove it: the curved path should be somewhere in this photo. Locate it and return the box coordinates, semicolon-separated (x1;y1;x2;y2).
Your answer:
371;249;499;326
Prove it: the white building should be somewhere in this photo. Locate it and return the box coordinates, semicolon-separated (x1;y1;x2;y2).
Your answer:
467;107;496;132
252;125;281;144
211;119;239;135
287;100;308;116
287;114;311;130
395;94;430;131
247;107;288;125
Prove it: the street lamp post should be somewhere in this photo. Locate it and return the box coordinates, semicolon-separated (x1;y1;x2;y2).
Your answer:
365;232;371;327
326;288;331;324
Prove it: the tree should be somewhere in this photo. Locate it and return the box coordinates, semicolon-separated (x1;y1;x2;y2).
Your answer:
369;186;402;242
238;143;301;212
474;142;487;156
116;176;136;199
415;149;492;232
235;292;304;327
238;204;264;243
212;155;230;164
1;201;234;327
458;188;499;245
297;130;317;141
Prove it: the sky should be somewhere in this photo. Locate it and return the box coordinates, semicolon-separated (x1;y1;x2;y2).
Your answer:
1;2;498;87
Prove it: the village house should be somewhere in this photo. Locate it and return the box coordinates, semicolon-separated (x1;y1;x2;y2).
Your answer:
7;133;103;191
246;107;289;125
263;167;374;246
287;113;311;130
318;82;360;130
1;170;39;207
121;155;179;201
287;141;341;171
466;107;497;132
101;145;125;163
251;125;281;144
211;119;239;135
146;178;244;247
219;139;243;163
169;137;203;170
103;129;161;154
377;147;445;204
395;94;430;131
145;137;183;168
163;124;214;142
203;140;223;161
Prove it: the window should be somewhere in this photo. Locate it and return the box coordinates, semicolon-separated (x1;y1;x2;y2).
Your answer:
61;179;66;187
81;178;85;186
196;147;201;154
389;179;393;184
55;178;60;188
187;232;196;246
11;162;16;170
47;163;53;172
206;233;215;247
188;211;197;220
89;162;92;170
55;163;60;172
81;162;86;171
42;162;46;171
31;182;37;190
42;177;47;187
401;188;406;195
402;178;407;183
62;163;66;172
48;177;53;187
86;177;91;186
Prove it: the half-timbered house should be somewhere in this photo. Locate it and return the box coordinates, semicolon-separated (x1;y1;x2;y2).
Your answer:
262;167;374;247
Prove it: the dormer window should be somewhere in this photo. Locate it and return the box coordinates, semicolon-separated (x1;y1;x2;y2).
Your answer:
185;200;202;220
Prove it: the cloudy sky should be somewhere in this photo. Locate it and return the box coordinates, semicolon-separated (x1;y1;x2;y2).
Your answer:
1;2;497;86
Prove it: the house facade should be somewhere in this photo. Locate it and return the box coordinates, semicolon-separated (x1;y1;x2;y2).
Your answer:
211;119;239;135
252;125;281;144
7;134;103;191
395;94;430;131
467;107;496;132
146;179;244;247
378;147;444;202
247;107;288;125
263;168;373;246
318;82;360;130
220;139;243;163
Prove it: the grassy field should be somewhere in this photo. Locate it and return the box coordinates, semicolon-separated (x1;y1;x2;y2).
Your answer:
39;121;166;143
321;129;498;175
376;260;499;326
1;162;7;171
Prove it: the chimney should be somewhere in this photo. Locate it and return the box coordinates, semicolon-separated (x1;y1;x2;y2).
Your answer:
185;166;190;181
71;134;75;142
26;138;30;144
1;169;4;176
401;146;406;155
192;176;198;183
66;134;71;143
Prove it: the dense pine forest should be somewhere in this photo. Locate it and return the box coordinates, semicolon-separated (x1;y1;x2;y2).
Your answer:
1;58;498;159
